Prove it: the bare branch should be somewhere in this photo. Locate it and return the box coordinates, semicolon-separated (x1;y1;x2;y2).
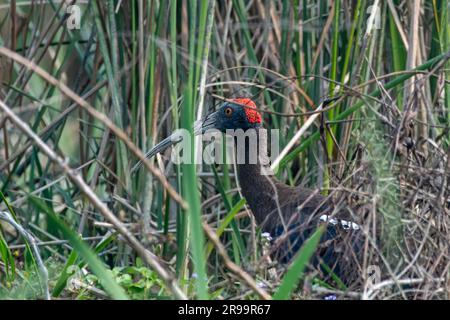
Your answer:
0;98;188;300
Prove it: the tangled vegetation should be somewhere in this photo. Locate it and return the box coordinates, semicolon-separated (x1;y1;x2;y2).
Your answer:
0;0;449;300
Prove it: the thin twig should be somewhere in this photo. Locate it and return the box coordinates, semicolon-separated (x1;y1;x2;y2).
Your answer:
202;222;272;300
0;211;50;300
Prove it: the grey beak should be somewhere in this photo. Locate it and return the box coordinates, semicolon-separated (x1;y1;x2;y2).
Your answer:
131;132;183;173
131;111;218;173
197;110;219;133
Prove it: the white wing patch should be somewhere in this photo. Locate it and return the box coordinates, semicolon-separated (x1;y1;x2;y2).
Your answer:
319;214;360;230
261;232;273;241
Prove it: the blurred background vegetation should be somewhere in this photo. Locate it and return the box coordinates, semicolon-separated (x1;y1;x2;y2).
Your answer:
0;0;449;299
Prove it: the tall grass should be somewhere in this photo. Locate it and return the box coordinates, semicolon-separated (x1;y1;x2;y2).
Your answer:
0;0;449;300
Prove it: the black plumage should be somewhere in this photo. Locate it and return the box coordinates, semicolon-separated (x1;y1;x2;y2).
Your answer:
138;97;364;287
234;123;364;286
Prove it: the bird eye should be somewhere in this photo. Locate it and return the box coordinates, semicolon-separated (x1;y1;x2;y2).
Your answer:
224;107;233;117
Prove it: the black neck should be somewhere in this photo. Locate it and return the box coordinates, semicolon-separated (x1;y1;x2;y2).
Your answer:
234;128;282;227
233;128;331;230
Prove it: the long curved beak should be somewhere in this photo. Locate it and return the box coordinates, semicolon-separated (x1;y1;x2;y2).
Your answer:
131;132;183;173
131;111;218;173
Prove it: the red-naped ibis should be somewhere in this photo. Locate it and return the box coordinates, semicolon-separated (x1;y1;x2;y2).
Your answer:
134;98;364;287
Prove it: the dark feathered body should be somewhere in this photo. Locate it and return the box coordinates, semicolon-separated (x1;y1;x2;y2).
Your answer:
140;98;365;288
235;129;364;286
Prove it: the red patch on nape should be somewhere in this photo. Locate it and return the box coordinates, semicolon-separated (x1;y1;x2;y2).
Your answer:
231;98;262;124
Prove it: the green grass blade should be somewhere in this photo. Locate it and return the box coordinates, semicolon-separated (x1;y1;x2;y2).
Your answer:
51;249;79;297
52;232;117;297
29;196;129;300
273;226;325;300
276;51;450;170
210;165;247;262
205;198;246;259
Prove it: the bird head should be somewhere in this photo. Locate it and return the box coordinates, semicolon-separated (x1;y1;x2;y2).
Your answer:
132;98;262;172
196;98;262;134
